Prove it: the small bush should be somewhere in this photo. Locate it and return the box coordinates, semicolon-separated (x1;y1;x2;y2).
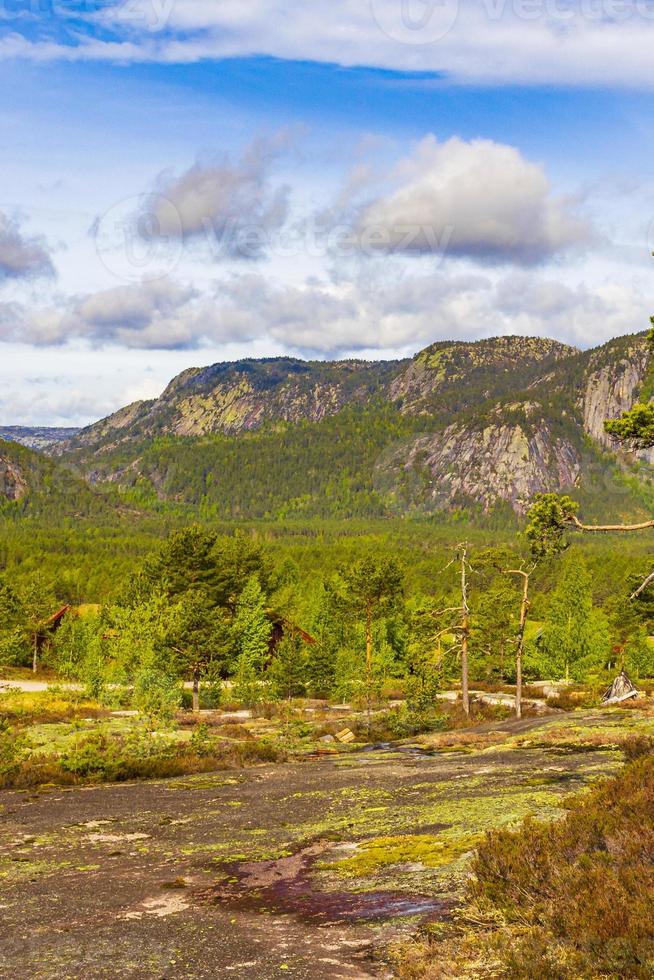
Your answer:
546;686;598;711
468;755;654;976
189;722;216;757
0;689;107;725
622;734;654;761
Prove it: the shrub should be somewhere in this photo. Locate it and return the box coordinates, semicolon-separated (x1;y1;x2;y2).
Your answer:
0;725;286;789
0;720;26;781
468;755;654;976
0;689;107;725
189;722;216;757
132;669;181;726
622;734;654;761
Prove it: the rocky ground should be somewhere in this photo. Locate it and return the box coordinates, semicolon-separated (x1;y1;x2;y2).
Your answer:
0;710;639;979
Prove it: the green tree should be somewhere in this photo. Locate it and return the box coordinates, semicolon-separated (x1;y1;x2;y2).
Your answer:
536;554;610;682
336;555;404;728
623;627;654;680
212;534;273;613
471;582;517;682
0;578;24;666
269;633;308;701
133;668;181;727
144;525;218;601
231;575;272;706
167;590;224;712
525;493;579;560
4;574;59;673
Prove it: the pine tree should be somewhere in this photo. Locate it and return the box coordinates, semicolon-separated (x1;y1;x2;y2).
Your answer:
269;633;307;701
471;582;517;682
168;590;224;711
144;526;218;601
232;575;271;667
336;555;403;730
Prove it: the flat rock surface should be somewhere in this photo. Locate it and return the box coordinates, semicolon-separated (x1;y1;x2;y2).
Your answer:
0;713;625;979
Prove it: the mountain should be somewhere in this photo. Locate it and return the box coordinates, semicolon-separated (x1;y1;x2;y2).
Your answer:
0;438;113;518
47;332;654;522
56;337;571;454
0;426;81;451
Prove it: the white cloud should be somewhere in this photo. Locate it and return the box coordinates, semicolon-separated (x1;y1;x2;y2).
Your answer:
354;136;594;265
6;1;654;88
145;134;292;259
2;263;647;357
0;211;54;281
0;279;237;350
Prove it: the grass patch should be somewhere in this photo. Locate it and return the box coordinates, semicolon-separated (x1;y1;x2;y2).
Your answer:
0;688;108;725
0;724;285;789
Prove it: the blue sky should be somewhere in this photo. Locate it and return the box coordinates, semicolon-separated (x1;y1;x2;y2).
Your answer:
1;1;653;424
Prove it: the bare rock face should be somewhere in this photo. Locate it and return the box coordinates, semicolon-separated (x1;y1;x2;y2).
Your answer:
580;336;654;463
0;455;28;500
384;410;581;515
37;330;654;519
171;377;348;436
49;400;153;456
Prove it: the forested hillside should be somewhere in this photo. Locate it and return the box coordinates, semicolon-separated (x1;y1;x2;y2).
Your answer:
42;331;654;523
0;439;115;520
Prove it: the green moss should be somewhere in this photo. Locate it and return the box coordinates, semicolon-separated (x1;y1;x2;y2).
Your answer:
321;833;482;877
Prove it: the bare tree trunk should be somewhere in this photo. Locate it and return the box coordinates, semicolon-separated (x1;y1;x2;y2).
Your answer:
507;568;532;720
515;574;529;720
460;547;470;717
192;667;200;713
365;605;373;738
32;634;38;674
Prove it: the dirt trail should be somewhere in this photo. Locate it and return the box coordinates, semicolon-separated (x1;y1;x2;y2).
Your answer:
0;715;621;979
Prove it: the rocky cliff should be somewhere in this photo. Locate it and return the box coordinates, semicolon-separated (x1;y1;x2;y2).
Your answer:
0;451;28;500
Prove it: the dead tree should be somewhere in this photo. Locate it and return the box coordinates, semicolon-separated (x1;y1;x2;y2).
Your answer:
505;565;534;720
459;545;471;717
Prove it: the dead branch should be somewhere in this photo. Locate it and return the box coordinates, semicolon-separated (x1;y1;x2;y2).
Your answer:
568;515;654;533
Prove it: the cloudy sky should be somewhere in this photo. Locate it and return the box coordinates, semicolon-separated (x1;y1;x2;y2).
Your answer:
1;0;653;425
